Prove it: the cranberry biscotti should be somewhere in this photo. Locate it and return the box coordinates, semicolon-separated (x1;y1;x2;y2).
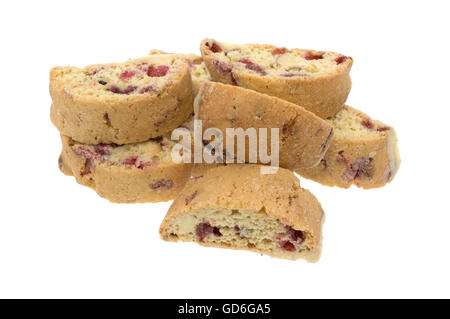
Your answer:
159;164;324;261
148;50;210;95
200;38;352;119
50;55;194;144
195;82;333;169
59;119;194;203
296;106;401;189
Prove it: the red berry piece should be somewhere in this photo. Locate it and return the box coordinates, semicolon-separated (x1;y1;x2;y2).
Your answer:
139;85;155;93
119;70;137;80
335;56;347;64
361;119;374;129
185;191;198;205
304;52;323;60
238;58;267;75
109;85;122;94
94;143;111;156
136;160;151;169
149;179;174;189
271;47;288;56
280;241;296;252
207;42;223;53
122;156;138;166
285;225;305;244
147;65;169;77
195;222;222;241
123;85;137;94
280;73;307;77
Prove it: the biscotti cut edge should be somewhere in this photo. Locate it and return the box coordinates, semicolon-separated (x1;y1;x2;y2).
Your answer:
159;164;324;262
200;38;352;119
50;55;194;144
296;105;401;189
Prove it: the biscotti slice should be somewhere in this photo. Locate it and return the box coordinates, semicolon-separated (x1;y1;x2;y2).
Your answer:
50;55;194;144
148;50;210;95
186;55;210;95
159;164;324;261
195;81;333;169
200;38;352;119
296;106;401;189
59;119;194;203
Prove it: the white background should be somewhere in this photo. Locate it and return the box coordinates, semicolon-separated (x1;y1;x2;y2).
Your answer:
0;0;449;299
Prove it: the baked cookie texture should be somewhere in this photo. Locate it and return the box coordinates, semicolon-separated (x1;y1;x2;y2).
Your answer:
59;119;194;203
160;164;324;261
195;81;333;169
50;54;194;144
200;38;352;119
296;106;401;189
148;50;210;95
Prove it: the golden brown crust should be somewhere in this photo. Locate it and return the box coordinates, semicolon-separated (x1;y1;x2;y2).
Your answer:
200;38;352;119
296;106;401;189
195;81;333;169
159;164;324;261
58;151;73;176
50;57;194;144
60;135;192;203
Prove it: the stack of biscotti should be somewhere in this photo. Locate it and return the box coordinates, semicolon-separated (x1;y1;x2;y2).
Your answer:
159;39;400;261
50;39;401;262
197;38;401;188
51;54;196;203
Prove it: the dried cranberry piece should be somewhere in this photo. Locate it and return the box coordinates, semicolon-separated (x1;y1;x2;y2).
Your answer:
123;85;137;94
238;58;267;75
285;225;305;244
94;143;111;156
207;42;223;53
280;73;307;77
213;60;238;85
213;60;233;76
271;47;288;55
75;146;99;160
119;70;137;80
195;222;221;241
342;157;374;181
149;179;174;190
91;68;103;75
377;126;390;132
147;65;169;77
361;119;374;129
185;191;198;205
280;241;296;252
109;85;122;94
139;85;155;93
304;52;323;60
213;227;222;237
136;161;151;169
335;56;347;64
122;156;138;166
